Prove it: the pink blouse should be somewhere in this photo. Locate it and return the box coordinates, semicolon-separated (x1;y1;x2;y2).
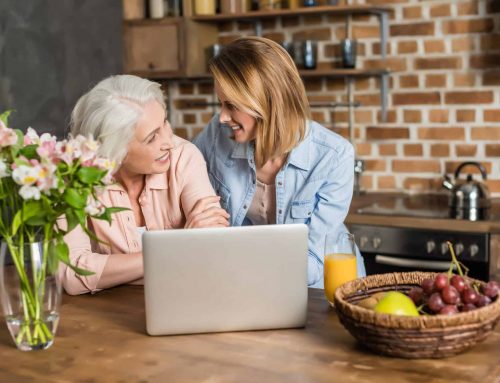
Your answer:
59;136;216;295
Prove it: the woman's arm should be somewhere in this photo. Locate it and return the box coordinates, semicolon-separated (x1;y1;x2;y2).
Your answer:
59;222;143;295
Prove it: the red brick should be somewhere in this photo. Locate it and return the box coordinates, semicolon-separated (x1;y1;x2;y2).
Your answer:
372;42;392;55
426;74;447;88
418;127;465;140
424;40;446;53
377;176;396;190
393;92;441;105
429;109;450;123
456;144;478;157
481;34;500;50
201;113;212;124
456;109;476;122
198;83;214;95
445;161;492;175
403;6;422;19
174;127;188;139
364;159;387;171
352;26;380;39
360;174;373;190
398;41;418;54
486;180;500;194
485;144;500;156
399;75;419;88
363;58;407;71
483;70;500;86
377;110;397;123
192;127;204;138
431;144;450;157
452;37;476;52
404;110;421;123
403;177;442;192
311;111;326;123
174;98;211;110
393;160;440;173
179;83;195;95
366;127;409;140
262;32;285;43
354;94;381;106
355;110;374;124
379;143;397;155
391;22;435;37
454;73;476;87
430;3;451;17
415;57;462;70
457;1;479;15
282;17;300;28
470;54;500;69
471;127;500;140
183;114;196;124
404;144;423;156
442;19;494;34
355;142;372;156
292;28;331;41
303;14;322;26
445;91;494;104
325;79;344;91
484;109;500;122
304;79;323;92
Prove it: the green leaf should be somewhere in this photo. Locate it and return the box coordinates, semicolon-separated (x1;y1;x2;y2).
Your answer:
64;188;88;209
47;241;60;275
19;144;38;159
10;201;44;235
0;110;13;125
64;209;79;233
95;207;129;225
54;241;94;276
76;167;105;185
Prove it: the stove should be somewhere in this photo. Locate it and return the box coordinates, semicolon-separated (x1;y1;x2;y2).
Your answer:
349;194;500;282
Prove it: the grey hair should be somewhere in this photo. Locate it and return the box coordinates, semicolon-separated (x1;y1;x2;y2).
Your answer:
70;74;166;165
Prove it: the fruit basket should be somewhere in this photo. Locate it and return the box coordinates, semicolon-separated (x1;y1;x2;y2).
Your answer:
334;271;500;359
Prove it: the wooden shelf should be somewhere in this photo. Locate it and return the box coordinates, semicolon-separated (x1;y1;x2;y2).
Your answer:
190;5;391;22
127;68;390;81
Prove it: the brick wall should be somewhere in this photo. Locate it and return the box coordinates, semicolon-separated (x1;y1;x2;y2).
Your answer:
167;0;500;195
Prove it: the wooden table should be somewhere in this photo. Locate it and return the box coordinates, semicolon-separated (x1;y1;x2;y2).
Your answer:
1;287;499;383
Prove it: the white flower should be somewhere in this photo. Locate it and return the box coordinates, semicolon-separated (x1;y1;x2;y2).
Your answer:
84;198;105;216
24;127;40;145
19;185;41;200
0;160;8;178
12;165;38;186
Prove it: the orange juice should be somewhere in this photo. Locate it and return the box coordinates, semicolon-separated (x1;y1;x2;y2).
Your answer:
324;253;357;305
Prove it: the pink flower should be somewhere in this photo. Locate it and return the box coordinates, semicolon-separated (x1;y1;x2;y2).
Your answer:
0;124;18;148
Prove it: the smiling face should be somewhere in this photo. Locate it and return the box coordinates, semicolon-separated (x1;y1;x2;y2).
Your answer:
120;99;174;176
215;83;257;143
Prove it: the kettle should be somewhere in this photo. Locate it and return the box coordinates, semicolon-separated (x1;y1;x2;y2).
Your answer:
442;161;490;220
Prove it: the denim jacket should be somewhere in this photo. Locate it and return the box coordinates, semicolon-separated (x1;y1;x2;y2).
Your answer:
194;115;366;287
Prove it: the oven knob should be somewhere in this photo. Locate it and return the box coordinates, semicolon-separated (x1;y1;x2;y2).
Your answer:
469;244;479;258
440;242;449;255
359;236;369;249
426;240;436;254
372;237;381;249
454;243;464;256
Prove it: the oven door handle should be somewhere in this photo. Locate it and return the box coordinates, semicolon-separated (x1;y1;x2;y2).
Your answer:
375;255;456;271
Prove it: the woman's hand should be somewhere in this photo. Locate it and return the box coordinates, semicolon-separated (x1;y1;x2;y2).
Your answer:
184;196;230;228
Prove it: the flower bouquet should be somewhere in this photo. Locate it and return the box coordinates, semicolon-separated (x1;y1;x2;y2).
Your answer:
0;110;123;351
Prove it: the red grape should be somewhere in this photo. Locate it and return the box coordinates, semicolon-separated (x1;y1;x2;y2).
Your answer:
481;281;500;299
421;278;435;295
441;285;460;305
462;288;479;304
439;305;459;315
428;292;445;313
461;303;476;312
476;294;492;308
450;275;466;293
434;273;448;291
408;287;424;305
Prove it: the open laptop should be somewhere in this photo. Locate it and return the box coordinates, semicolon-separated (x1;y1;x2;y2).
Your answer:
142;224;308;336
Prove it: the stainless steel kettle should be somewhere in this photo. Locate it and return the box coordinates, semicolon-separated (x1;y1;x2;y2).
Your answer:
442;161;491;220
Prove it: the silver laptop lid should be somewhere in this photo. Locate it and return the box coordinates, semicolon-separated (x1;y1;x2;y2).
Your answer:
143;224;308;335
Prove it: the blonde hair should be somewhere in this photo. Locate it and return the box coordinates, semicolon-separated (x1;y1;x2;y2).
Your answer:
209;37;310;168
70;74;166;165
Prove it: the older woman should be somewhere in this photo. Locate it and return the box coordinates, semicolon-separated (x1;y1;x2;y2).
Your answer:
194;37;365;288
60;74;229;295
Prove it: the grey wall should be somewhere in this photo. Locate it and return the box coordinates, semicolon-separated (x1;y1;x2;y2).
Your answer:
0;0;123;136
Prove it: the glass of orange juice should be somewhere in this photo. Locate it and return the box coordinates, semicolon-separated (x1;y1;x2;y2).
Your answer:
324;232;357;307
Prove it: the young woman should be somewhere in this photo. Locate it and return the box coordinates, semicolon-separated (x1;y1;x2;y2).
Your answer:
60;74;229;295
194;37;365;288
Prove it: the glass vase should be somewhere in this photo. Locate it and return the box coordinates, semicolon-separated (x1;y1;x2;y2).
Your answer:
0;240;61;351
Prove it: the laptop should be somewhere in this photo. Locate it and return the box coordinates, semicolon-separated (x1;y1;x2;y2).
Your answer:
142;224;309;336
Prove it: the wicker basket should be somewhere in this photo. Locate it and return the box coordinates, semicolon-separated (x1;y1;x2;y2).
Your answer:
334;271;500;359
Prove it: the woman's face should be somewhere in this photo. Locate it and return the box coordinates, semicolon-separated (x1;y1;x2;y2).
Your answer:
120;100;174;176
215;83;257;143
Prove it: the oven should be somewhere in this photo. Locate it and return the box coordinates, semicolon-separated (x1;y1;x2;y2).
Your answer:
350;224;493;281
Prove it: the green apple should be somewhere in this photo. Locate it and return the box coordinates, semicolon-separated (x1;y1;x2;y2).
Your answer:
374;291;420;317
